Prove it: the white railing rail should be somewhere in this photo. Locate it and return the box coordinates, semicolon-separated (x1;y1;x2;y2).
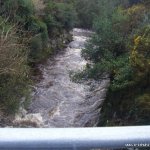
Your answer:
0;126;150;150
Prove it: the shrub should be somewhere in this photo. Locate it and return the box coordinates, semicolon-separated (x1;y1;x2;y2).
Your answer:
82;7;128;63
135;93;150;124
0;0;34;23
75;0;100;28
130;25;150;80
0;19;30;114
55;2;76;29
44;0;76;34
80;0;150;126
29;32;50;62
27;17;49;62
30;34;43;61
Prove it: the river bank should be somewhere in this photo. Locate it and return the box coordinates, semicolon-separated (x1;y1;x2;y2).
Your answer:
12;28;110;128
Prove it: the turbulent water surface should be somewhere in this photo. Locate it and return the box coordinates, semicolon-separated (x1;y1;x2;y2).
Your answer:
27;28;109;127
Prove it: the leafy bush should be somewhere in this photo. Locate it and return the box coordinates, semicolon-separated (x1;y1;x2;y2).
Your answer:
27;17;49;62
135;93;150;124
82;7;129;63
0;19;30;114
75;0;100;28
80;0;150;126
0;0;75;116
55;2;76;29
29;31;49;62
44;1;76;35
0;0;34;23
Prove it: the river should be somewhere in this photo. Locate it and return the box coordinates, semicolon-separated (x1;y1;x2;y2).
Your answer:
14;28;109;128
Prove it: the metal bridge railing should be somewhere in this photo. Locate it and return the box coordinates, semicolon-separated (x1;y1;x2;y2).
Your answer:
0;126;150;150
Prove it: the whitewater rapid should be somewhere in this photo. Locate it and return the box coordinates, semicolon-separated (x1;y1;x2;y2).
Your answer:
16;28;109;127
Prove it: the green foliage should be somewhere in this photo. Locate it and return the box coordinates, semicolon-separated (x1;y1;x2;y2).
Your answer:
29;32;49;62
135;93;150;124
0;75;30;114
28;17;49;62
80;0;150;126
75;0;128;29
0;0;75;115
0;0;50;63
0;0;34;23
15;0;34;22
75;0;100;28
30;34;43;60
55;3;76;29
0;19;30;114
44;0;76;34
82;7;129;63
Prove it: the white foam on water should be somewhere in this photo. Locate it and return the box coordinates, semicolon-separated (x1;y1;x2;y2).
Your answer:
27;28;110;127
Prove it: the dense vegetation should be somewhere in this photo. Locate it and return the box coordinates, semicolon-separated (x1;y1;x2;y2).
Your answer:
0;0;149;127
77;0;150;125
0;0;76;115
